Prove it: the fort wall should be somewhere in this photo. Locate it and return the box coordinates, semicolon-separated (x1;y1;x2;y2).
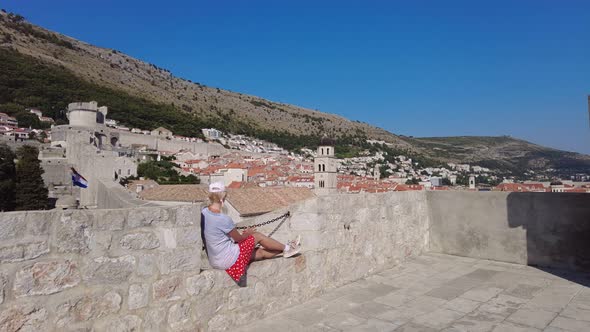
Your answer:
1;191;587;331
0;191;429;331
427;191;590;271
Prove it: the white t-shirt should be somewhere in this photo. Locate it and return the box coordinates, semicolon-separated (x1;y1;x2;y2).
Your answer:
202;207;240;270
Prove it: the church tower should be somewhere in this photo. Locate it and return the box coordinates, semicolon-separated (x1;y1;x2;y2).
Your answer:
314;137;337;195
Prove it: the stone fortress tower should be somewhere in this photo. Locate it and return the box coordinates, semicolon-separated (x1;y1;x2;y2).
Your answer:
314;137;337;195
66;101;108;127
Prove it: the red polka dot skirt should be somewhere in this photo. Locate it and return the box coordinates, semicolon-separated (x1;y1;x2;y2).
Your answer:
226;235;255;282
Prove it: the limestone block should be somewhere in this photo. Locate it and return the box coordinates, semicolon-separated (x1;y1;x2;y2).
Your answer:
175;205;199;226
300;231;328;251
153;275;183;302
158;248;200;275
200;269;235;289
94;315;142;332
0;273;6;304
143;307;166;332
89;232;112;253
127;208;170;228
0;303;48;332
94;210;125;231
168;301;192;330
24;211;51;236
83;255;136;284
55;211;92;254
14;260;81;297
136;253;158;277
161;228;177;249
120;232;160;250
175;227;200;247
290;213;324;231
0;213;26;241
128;283;149;310
0;241;49;263
186;273;214;296
227;285;257;311
55;291;122;327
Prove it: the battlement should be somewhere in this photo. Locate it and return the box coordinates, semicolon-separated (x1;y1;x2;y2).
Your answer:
0;191;587;331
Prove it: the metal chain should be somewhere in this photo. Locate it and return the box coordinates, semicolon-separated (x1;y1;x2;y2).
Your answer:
235;211;291;230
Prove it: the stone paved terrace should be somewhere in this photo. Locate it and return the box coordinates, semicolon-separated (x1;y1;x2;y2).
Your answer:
241;253;590;332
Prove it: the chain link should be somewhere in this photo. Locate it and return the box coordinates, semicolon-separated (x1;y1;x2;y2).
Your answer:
236;211;290;230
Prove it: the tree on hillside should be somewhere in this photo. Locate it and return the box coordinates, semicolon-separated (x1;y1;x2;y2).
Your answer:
15;145;48;210
0;144;16;211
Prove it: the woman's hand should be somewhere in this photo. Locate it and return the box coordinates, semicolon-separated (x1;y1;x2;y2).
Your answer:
242;227;257;237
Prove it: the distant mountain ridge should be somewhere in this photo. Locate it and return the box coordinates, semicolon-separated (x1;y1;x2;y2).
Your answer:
1;10;589;178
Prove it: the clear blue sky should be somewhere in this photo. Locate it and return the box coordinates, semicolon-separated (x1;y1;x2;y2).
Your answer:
4;0;590;154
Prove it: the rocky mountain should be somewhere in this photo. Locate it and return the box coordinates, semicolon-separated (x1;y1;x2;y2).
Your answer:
1;10;589;178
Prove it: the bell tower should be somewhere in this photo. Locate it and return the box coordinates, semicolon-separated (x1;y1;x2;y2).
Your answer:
314;137;337;195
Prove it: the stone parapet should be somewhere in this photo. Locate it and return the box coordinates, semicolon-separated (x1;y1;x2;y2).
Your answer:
0;192;430;331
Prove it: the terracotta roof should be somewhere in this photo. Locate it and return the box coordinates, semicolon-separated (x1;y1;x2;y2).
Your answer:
127;179;159;193
138;184;209;202
227;181;243;189
227;187;315;216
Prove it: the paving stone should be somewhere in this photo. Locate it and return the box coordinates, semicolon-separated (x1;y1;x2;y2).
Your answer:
395;322;437;332
319;312;366;330
477;294;526;317
320;297;361;316
374;290;417;308
506;308;557;329
412;308;465;329
503;284;543;300
342;318;402;332
549;316;590;332
491;322;541;331
443;297;482;313
341;284;398;303
349;300;395;318
449;310;505;332
461;287;504;302
399;295;448;318
240;318;309;332
560;302;590;321
523;287;578;313
463;269;499;281
375;308;413;325
427;286;467;300
283;304;330;326
444;276;481;291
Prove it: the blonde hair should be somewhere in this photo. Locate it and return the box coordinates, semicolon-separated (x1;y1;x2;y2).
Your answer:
208;192;226;205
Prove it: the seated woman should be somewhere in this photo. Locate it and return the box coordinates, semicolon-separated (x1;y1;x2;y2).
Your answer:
201;182;301;285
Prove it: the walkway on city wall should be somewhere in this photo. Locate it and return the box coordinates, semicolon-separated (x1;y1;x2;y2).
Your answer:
0;191;588;331
242;253;590;331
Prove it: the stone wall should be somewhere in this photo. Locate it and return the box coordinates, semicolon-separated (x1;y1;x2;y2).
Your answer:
427;191;590;271
0;191;430;331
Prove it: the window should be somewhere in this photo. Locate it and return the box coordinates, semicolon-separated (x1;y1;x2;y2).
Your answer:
318;164;322;172
321;148;324;155
322;164;326;172
319;180;325;188
327;148;330;155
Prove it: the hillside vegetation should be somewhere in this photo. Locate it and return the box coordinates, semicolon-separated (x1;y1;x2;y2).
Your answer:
1;10;589;178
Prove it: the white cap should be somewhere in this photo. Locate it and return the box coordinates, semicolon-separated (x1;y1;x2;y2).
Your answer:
208;182;226;193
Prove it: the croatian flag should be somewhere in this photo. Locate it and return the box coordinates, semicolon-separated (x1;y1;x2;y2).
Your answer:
71;168;88;188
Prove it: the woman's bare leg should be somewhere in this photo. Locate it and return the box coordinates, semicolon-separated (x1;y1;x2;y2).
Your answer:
251;232;285;252
252;248;282;261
